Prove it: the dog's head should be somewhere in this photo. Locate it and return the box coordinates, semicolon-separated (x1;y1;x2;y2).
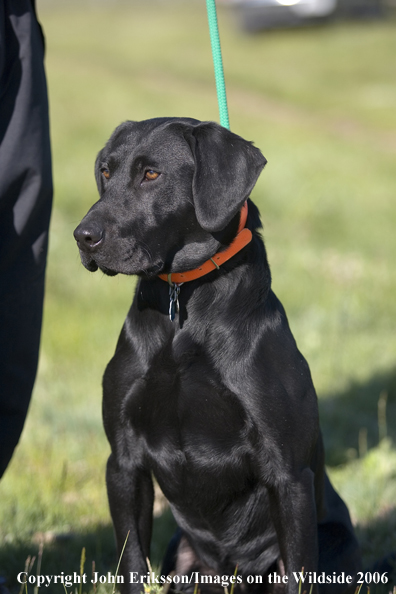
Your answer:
74;118;266;277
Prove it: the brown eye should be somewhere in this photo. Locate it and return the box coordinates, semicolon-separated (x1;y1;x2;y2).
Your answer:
101;167;110;179
144;170;159;181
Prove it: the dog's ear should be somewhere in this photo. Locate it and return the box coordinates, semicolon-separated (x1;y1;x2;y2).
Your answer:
187;122;266;232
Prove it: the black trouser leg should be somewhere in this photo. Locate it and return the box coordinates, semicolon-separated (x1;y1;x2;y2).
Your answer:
0;0;53;478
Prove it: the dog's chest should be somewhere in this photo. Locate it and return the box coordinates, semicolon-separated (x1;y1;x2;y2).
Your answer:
128;340;256;498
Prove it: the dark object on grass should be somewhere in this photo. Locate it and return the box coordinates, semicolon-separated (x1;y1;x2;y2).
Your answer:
0;0;53;479
226;0;385;32
74;118;361;594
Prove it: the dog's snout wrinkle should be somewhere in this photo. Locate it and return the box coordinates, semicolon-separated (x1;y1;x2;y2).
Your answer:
74;222;104;251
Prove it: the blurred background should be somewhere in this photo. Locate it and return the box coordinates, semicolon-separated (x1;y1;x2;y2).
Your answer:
0;0;395;590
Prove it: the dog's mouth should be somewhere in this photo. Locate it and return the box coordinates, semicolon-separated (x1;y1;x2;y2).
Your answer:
76;248;117;276
74;219;167;277
77;246;164;278
86;260;118;277
99;265;118;277
83;257;99;273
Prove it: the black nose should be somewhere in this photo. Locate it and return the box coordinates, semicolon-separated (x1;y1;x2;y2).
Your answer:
74;222;104;251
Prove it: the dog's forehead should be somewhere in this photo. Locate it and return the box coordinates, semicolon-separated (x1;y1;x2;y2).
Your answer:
103;120;193;165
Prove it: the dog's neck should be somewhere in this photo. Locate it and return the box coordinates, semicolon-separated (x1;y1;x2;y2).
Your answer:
157;201;253;322
158;201;252;287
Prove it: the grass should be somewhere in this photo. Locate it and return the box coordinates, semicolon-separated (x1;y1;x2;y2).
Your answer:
0;0;395;591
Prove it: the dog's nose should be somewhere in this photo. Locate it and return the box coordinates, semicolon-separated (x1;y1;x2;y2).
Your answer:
74;222;104;250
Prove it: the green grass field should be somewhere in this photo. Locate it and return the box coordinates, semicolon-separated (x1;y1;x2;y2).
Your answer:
0;1;395;591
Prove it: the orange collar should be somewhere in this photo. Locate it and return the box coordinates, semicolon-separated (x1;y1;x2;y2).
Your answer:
158;201;252;286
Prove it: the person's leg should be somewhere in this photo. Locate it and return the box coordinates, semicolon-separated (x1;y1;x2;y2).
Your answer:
0;0;53;478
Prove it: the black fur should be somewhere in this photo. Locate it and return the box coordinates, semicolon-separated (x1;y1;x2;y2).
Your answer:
74;118;361;594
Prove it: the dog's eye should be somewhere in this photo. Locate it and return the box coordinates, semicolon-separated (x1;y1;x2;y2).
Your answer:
144;170;160;181
101;167;110;180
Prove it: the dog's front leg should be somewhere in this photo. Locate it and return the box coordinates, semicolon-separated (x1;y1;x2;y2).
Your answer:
106;453;154;593
268;468;318;594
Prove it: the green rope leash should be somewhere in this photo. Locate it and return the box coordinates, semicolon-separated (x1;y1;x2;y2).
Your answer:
206;0;230;130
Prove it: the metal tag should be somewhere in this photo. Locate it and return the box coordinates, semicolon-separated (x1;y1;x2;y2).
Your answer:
168;284;180;322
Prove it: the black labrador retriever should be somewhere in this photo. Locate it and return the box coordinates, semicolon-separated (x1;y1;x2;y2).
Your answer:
74;118;361;594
